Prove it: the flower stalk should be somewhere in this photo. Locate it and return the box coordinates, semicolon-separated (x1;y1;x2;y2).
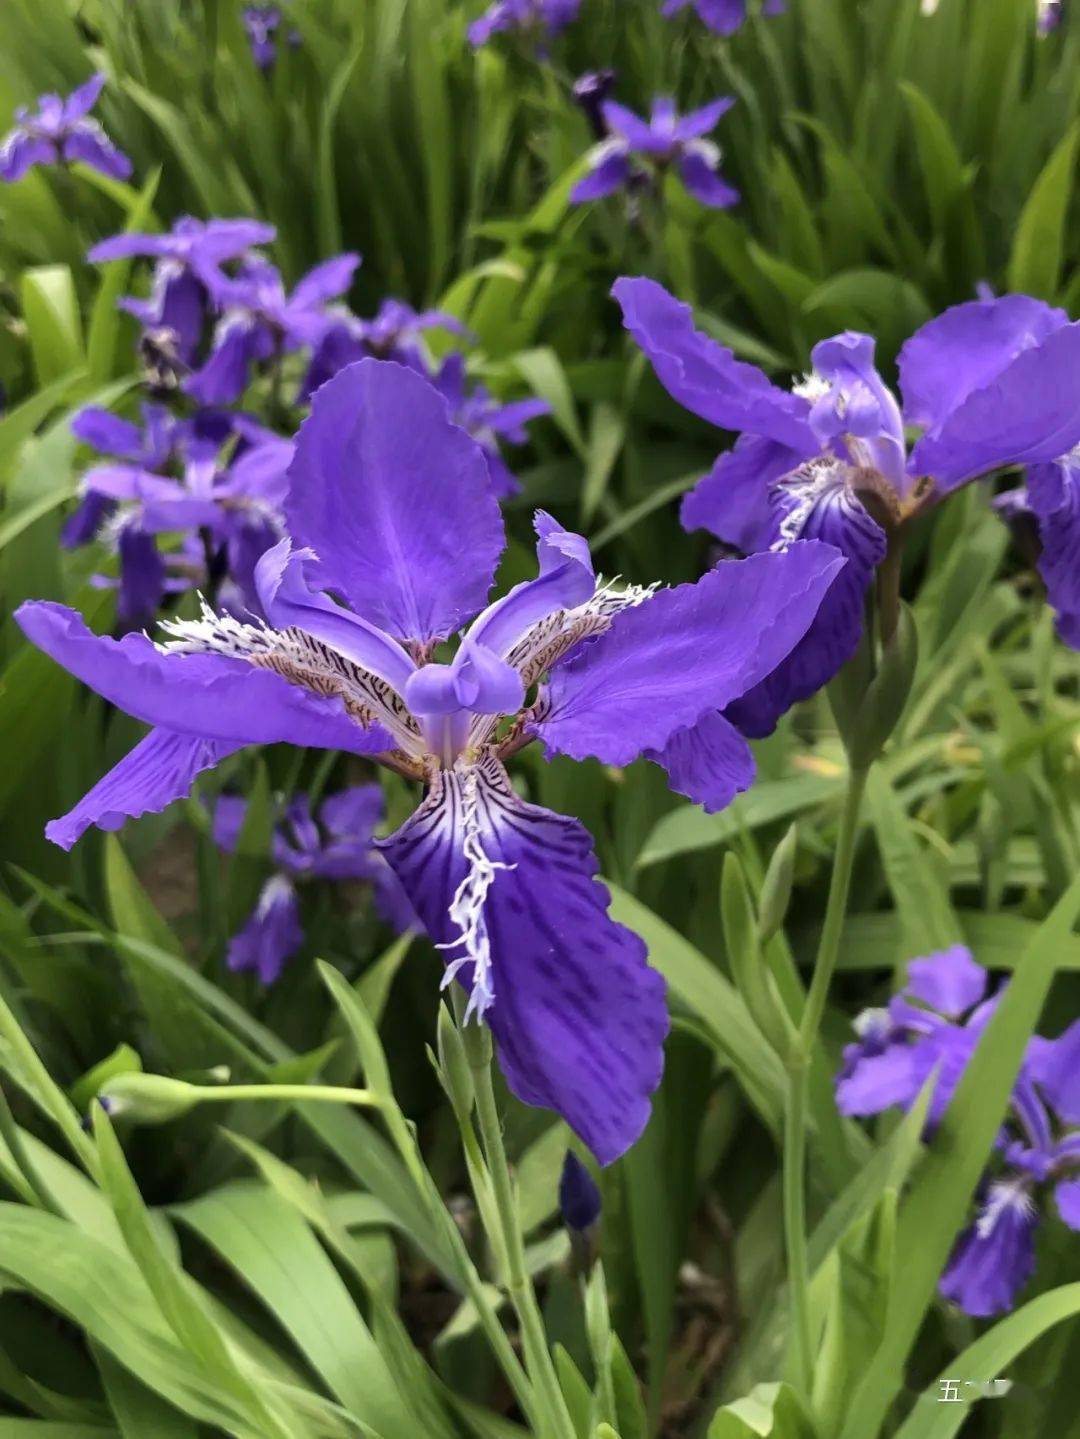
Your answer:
783;762;868;1398
462;1015;578;1439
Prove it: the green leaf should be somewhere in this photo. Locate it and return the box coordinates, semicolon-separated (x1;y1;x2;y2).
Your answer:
512;348;586;456
1007;122;1080;298
85;167;161;383
607;886;786;1132
707;1381;816;1437
840;873;1080;1439
172;1181;420;1436
19;266;84;385
91;1111;296;1439
892;1283;1080;1439
95;1346;198;1439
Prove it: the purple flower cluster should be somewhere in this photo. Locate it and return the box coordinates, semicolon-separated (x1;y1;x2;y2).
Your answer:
0;74;130;184
616;280;1080;732
661;0;784;35
243;6;301;70
214;786;416;984
1037;0;1065;32
572;95;738;210
18;356;848;1163
838;946;1080;1316
62;403;293;628
468;0;580;49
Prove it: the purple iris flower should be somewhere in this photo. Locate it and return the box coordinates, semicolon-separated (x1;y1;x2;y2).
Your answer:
572;96;738;210
838;947;1080;1315
89;217;276;368
468;0;580;48
188;253;360;406
16;358;846;1163
660;0;784;34
215;786;416;983
994;448;1080;649
836;946;1003;1129
0;73;131;185
301;299;468;401
63;403;292;626
430;354;550;499
616;280;1080;734
243;7;301;69
1037;0;1064;32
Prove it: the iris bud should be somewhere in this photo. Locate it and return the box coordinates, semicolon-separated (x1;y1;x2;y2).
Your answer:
97;1073;198;1124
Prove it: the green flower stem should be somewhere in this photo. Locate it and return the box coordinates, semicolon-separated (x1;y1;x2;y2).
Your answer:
784;764;868;1397
469;1042;577;1439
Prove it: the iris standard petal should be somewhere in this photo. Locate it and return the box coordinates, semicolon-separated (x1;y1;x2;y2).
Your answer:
468;510;595;658
15;600;391;754
613;277;816;449
907;321;1080;492
904;945;987;1018
62;72;107;122
288;253;361;310
377;758;668;1164
1054;1180;1080;1231
255;540;417;694
898;294;1067;434
46;729;244;850
286;359;505;643
533;541;845;766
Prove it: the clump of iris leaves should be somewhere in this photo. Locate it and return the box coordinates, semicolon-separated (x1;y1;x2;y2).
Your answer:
2;1;1080;1437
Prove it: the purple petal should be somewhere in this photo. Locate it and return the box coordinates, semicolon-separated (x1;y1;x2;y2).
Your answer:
645;708;754;812
0;131;57;182
681;435;803;553
673;97;735;141
682;0;749;35
286;359;505;643
116;524;166;627
534;541;846;766
898;295;1067;434
600;101;659;150
571;146;631;203
1054;1179;1080;1231
186;321;271;406
213;794;249;854
228;877;303;984
725;477;884;737
468;510;595;659
904;945;987;1018
62;125;132;180
15;601;390;755
907;321;1080;492
677;151;739;208
319;785;384;843
613;277;815;449
939;1185;1038;1317
289;253;361;310
61;491;114;548
1028;1017;1080;1123
71;407;146;459
1026;457;1080;649
62;73;106;122
46;729;243;850
255;540;417;693
835;1041;934;1116
377;760;668;1164
88;231;174;263
191;217;277;265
